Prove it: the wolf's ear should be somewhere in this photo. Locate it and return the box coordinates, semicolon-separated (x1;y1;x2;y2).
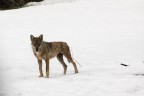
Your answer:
30;35;34;41
39;34;43;41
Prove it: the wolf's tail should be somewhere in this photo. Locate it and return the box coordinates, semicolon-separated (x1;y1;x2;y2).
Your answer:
70;47;82;67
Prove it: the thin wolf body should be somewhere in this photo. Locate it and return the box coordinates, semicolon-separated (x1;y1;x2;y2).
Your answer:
30;34;79;78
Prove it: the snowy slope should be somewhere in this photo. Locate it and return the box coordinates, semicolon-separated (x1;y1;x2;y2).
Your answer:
0;0;144;96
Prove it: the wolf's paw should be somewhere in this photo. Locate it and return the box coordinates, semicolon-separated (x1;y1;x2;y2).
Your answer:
39;75;43;77
63;73;66;75
75;71;79;74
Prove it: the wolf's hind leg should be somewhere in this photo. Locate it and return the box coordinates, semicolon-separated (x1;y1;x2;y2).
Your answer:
63;53;78;74
57;53;67;75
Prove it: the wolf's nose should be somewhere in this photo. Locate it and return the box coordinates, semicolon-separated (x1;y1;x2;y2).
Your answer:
36;48;39;52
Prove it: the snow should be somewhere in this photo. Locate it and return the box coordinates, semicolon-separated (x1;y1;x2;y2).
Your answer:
0;0;144;96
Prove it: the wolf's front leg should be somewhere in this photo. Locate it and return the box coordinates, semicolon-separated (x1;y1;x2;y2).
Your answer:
38;59;43;77
45;59;49;78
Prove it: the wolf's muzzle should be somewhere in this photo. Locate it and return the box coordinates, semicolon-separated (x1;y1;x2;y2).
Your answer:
36;48;39;52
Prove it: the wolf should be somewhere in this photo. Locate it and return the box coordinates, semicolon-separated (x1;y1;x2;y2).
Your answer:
30;34;79;78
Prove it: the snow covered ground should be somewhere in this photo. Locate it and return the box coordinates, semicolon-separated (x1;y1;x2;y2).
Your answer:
0;0;144;96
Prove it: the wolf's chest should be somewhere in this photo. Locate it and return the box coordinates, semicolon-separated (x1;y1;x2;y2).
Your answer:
35;52;43;59
35;52;40;56
34;50;58;60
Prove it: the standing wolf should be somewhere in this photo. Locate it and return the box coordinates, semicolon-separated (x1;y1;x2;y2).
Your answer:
30;34;79;78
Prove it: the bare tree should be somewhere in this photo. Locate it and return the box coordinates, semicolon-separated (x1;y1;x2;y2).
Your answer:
0;0;43;10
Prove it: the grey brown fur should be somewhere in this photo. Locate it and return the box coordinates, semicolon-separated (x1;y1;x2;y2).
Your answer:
30;34;79;78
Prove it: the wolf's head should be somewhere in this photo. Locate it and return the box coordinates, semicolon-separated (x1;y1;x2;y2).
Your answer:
30;34;43;52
